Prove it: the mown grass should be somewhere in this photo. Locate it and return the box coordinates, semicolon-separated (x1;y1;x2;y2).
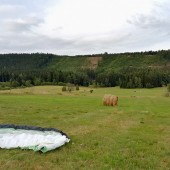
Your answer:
0;86;169;170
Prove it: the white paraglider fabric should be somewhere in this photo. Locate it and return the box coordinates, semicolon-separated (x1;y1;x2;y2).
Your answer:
0;128;70;153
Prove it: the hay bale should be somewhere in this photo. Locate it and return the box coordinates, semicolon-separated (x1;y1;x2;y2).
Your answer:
103;94;118;106
111;95;118;106
103;94;110;106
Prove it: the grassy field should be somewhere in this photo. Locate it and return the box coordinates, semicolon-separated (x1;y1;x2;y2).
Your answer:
0;86;169;170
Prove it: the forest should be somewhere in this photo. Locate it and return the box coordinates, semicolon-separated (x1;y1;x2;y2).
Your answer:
0;50;169;89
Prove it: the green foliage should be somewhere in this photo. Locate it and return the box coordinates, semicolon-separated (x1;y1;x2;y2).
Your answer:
25;80;32;87
49;56;87;72
10;80;19;87
34;78;41;86
146;83;154;88
0;82;10;87
0;53;54;71
0;67;169;89
41;82;56;86
58;82;66;86
0;50;169;73
0;50;170;89
119;68;169;88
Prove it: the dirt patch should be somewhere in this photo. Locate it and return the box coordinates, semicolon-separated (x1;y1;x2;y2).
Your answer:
148;62;170;69
84;56;103;70
167;62;170;67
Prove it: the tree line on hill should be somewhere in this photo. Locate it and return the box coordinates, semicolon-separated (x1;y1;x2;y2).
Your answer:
0;67;169;89
0;50;169;89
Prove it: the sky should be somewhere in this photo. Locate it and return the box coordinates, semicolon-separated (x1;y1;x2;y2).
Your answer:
0;0;170;55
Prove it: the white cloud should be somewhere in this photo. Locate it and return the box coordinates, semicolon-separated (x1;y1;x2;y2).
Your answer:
3;17;43;32
0;4;24;13
0;0;169;54
37;0;154;38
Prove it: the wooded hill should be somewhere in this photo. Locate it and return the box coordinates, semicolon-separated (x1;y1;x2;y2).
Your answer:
0;50;170;88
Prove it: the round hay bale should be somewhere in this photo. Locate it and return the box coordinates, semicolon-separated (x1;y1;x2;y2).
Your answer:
103;94;118;106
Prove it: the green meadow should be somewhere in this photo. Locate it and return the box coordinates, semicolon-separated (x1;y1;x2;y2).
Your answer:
0;86;169;170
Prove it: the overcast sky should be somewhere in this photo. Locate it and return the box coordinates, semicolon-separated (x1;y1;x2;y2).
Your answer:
0;0;170;55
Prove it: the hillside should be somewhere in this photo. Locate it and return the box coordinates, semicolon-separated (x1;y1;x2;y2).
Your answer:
0;50;170;88
0;50;170;72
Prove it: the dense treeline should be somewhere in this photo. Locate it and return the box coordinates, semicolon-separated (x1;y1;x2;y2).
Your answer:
118;68;169;88
0;53;55;71
0;50;169;89
0;70;90;88
0;68;169;89
0;50;170;71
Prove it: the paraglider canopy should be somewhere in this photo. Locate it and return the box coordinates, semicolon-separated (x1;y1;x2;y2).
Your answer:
0;124;70;153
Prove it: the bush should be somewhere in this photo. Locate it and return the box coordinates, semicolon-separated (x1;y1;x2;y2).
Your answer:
0;86;11;90
0;82;11;87
90;89;93;93
10;81;20;87
58;82;66;86
34;78;41;86
41;82;56;86
146;83;154;88
62;86;67;92
67;83;75;92
76;85;79;91
25;80;32;87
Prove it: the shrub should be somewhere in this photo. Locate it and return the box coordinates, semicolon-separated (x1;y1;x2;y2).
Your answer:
58;82;66;86
25;80;32;87
34;78;41;86
0;86;11;90
0;82;11;87
41;82;54;85
90;89;93;93
10;81;20;87
62;86;67;92
146;83;154;88
76;85;79;91
67;83;75;92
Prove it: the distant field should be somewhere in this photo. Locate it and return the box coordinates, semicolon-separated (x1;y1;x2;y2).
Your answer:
0;86;169;170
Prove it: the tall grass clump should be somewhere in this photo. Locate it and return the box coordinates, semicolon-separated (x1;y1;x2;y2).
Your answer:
167;84;170;92
165;84;170;97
